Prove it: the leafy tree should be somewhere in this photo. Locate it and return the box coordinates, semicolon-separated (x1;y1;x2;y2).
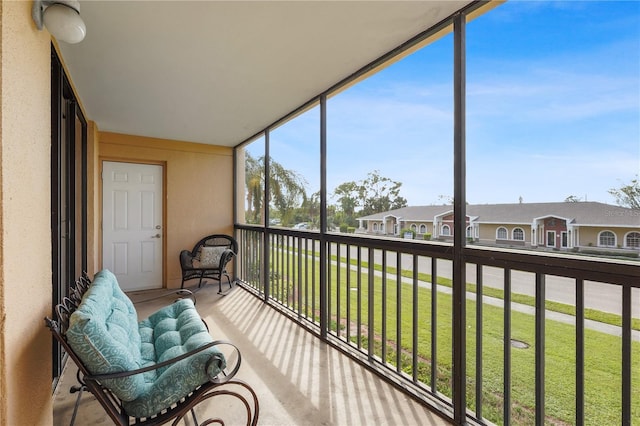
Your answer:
438;194;454;205
333;181;360;218
564;195;582;203
609;175;640;209
244;153;308;224
325;204;338;230
359;170;407;216
330;170;407;226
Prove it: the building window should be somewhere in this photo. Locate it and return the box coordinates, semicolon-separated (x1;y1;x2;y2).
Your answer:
599;230;616;247
497;227;508;240
513;228;524;241
411;224;417;232
373;223;378;231
420;224;427;233
626;232;640;248
466;226;473;237
442;225;451;236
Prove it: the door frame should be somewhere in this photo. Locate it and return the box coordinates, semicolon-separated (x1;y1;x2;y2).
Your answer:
51;47;88;381
546;230;556;248
99;158;167;288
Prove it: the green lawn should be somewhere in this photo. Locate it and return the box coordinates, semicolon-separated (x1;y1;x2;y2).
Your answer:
267;247;639;425
337;253;640;331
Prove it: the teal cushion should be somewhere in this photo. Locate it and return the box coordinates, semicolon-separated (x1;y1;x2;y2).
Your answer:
66;269;227;418
123;299;226;418
66;269;144;401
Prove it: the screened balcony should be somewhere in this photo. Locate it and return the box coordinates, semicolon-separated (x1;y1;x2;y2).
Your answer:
46;1;639;425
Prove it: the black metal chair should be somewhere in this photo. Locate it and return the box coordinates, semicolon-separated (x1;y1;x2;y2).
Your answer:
179;234;238;292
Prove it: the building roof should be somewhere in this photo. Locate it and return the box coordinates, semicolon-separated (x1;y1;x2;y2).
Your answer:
358;202;640;227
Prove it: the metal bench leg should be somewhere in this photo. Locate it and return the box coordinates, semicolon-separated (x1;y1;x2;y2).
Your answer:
69;384;86;426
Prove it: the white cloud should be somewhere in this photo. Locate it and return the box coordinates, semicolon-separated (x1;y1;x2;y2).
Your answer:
248;1;639;208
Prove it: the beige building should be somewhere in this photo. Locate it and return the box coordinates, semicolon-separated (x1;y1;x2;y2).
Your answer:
359;202;640;252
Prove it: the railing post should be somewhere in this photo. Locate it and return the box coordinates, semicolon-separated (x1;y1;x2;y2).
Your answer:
575;279;585;425
431;258;438;393
535;273;546;424
622;283;631;426
504;269;511;425
263;129;271;302
475;264;483;420
368;248;375;360
452;12;467;426
319;94;328;339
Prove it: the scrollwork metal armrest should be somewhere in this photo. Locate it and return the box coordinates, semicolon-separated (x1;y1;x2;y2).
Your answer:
87;340;242;385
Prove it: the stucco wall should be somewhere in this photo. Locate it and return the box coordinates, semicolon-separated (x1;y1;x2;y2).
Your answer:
87;121;100;274
578;226;639;248
0;1;53;424
478;223;530;243
98;132;234;288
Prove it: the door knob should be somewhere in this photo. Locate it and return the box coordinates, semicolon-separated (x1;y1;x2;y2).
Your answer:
151;234;161;238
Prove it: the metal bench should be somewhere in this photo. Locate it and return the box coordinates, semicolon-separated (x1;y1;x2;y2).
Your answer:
46;270;259;426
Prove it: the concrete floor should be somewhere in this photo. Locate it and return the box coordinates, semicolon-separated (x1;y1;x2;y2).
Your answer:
53;283;451;426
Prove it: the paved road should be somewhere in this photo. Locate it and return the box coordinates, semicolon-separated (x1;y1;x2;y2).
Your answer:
325;243;640;319
426;257;640;319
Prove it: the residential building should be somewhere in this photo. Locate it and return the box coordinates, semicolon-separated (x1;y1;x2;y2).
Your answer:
359;202;640;251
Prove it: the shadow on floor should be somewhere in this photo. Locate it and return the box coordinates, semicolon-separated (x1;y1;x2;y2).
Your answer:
53;281;451;426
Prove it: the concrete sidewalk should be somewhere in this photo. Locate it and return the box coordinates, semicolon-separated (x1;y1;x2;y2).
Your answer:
367;265;640;341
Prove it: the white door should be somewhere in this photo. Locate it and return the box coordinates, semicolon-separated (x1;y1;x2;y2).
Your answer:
102;161;163;291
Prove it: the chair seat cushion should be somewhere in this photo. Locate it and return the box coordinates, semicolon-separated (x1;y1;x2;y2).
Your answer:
67;269;227;419
125;299;226;418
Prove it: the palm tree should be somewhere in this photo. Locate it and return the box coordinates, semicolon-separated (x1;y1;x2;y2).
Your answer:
245;154;264;224
244;153;308;225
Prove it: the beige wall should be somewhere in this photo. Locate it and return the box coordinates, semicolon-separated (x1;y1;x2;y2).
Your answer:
406;222;430;234
98;132;234;288
578;226;639;248
0;1;53;424
87;121;100;274
478;224;531;243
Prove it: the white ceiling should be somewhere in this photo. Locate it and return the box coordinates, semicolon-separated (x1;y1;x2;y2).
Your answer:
57;1;473;147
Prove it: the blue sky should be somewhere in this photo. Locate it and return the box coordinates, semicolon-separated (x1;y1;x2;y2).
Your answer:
256;0;640;208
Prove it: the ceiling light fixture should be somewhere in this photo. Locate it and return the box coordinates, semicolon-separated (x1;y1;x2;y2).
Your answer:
32;0;86;44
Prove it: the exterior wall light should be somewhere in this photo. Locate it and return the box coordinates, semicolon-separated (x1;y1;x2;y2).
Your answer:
32;0;86;44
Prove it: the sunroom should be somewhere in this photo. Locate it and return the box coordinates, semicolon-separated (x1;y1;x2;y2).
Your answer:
1;1;638;425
